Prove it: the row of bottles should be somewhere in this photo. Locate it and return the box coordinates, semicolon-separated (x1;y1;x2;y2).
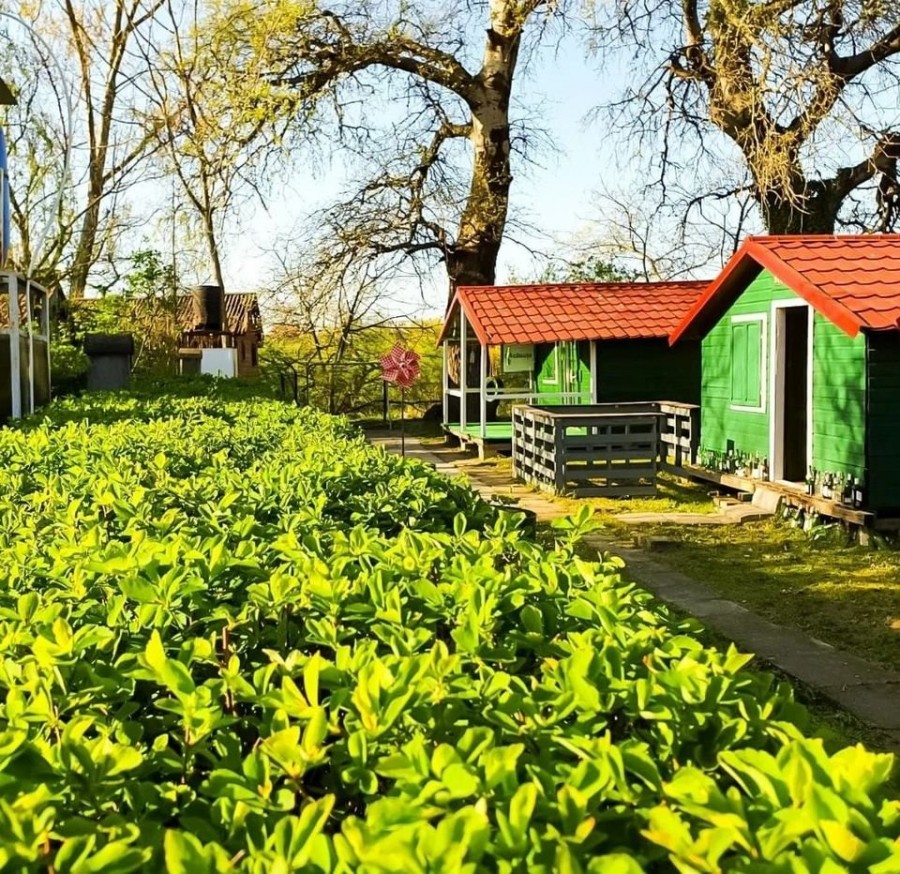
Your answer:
698;448;866;509
805;468;864;508
699;448;768;480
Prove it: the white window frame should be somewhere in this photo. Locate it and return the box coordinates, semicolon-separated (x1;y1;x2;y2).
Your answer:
729;313;768;414
768;300;814;484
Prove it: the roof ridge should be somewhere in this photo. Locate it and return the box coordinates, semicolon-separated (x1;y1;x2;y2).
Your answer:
459;279;709;294
747;233;900;242
672;233;900;343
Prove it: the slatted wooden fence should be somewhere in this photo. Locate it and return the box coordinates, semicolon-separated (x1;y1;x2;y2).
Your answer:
511;402;699;497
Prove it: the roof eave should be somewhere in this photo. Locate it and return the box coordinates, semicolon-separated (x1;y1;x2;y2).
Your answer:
669;247;762;345
436;289;490;347
746;240;864;338
669;239;867;345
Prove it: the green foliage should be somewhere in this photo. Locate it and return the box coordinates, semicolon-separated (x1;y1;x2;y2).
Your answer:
49;329;89;396
530;255;639;284
265;323;442;417
0;386;894;871
120;250;177;301
66;250;181;378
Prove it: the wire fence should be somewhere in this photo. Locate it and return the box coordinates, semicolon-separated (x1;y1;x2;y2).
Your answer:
271;358;440;421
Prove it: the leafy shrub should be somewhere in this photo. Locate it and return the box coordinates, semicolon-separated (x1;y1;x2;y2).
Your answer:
0;390;894;871
49;331;89;398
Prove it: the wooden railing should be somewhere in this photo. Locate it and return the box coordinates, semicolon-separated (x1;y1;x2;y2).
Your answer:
511;401;699;497
657;401;700;470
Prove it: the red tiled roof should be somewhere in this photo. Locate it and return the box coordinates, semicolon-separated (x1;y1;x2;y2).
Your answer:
175;292;262;336
670;234;900;344
437;281;709;346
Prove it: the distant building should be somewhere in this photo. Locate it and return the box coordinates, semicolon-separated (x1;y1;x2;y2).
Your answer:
175;287;263;378
72;286;264;379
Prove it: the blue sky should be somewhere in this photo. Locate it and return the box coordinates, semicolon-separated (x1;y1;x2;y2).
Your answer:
218;42;622;319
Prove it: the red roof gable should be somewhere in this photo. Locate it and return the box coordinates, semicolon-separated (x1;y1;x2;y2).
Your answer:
437;281;709;346
670;234;900;344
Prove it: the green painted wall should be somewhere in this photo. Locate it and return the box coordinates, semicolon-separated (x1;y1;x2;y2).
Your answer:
535;341;591;404
811;314;866;482
866;332;900;513
700;271;785;458
700;268;869;491
595;339;700;404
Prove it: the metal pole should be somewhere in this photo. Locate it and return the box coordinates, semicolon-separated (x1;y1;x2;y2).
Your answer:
442;340;449;426
25;278;33;414
401;387;405;457
479;342;488;439
8;274;20;418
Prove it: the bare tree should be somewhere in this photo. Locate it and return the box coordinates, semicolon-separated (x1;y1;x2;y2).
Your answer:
59;0;167;297
215;0;570;303
585;179;757;278
593;0;900;234
265;238;421;414
138;0;299;291
0;37;75;286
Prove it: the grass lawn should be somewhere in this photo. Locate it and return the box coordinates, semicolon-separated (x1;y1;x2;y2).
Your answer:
530;471;900;673
552;470;718;518
616;517;900;673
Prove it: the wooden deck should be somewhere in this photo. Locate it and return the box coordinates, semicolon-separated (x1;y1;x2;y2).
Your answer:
443;422;513;458
674;463;875;527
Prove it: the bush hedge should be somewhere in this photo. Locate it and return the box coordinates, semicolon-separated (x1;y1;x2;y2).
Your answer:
0;386;894;872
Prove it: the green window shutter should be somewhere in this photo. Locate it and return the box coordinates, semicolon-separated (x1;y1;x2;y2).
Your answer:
730;320;762;407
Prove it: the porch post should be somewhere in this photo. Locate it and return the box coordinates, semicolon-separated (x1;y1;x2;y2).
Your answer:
25;278;34;415
8;274;21;419
459;312;467;432
441;340;449;426
479;342;488;438
43;284;51;399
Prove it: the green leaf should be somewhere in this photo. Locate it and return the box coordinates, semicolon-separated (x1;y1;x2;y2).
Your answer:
119;577;158;604
442;763;479;799
163;831;216;874
304;654;321;707
509;782;538;838
73;841;150;874
520;604;543;635
819;820;866;863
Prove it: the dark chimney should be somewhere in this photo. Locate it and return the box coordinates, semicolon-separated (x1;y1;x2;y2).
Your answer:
192;285;225;332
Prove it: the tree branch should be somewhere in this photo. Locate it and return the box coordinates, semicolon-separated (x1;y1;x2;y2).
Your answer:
275;15;480;106
831;23;900;80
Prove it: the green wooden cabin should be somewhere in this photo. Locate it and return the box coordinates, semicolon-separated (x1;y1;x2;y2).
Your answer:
439;281;706;452
670;234;900;516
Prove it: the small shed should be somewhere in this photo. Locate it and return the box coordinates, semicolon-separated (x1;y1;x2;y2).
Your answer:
84;333;134;391
438;280;707;453
175;287;263;378
669;234;900;516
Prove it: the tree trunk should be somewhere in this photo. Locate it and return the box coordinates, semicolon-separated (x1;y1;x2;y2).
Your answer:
446;3;523;302
69;175;104;299
201;207;226;291
758;183;841;235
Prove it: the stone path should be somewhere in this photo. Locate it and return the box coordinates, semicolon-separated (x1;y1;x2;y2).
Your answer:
370;431;900;752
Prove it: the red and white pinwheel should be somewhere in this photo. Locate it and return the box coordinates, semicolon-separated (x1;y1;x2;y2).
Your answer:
379;344;421;389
